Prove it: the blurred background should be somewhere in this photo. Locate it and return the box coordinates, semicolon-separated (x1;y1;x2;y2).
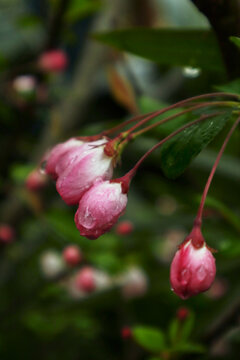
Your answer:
0;0;240;359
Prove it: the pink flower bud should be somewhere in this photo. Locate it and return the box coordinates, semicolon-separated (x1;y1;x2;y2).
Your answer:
25;169;47;191
56;140;114;205
38;50;68;72
74;180;128;239
0;224;15;243
116;220;133;236
44;138;83;180
170;228;216;299
75;267;96;293
63;245;82;266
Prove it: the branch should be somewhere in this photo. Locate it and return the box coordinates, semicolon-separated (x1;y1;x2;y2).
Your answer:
191;0;240;78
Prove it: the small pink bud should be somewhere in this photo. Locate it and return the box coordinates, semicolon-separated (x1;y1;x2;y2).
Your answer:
74;180;128;239
56;139;114;205
121;326;132;339
63;245;82;266
44;138;83;180
38;50;68;72
25;169;47;191
116;220;133;236
170;227;216;299
75;267;96;293
0;224;15;243
176;306;189;321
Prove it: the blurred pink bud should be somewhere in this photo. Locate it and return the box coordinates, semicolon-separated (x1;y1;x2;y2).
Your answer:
63;245;82;266
75;180;128;239
75;267;111;294
25;169;47;191
13;75;36;94
176;306;189;321
44;138;83;180
170;227;216;299
0;224;15;243
75;267;96;293
38;50;68;72
121;267;148;299
116;220;133;236
121;326;132;339
56;140;114;205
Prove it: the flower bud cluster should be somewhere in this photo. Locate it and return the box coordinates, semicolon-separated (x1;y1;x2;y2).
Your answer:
43;137;129;239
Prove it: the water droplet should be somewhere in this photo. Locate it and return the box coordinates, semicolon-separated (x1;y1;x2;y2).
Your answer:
180;268;190;285
196;265;207;282
182;66;201;78
40;160;47;174
81;209;95;228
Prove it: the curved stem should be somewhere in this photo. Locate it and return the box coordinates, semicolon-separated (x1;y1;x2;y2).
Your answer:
123;92;239;136
118;111;223;191
195;115;240;226
132;101;233;138
101;112;155;136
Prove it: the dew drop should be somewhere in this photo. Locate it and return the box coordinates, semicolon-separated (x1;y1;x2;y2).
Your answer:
180;268;190;285
196;265;207;282
40;160;47;174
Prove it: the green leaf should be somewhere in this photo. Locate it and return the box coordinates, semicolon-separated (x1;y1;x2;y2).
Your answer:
172;342;205;354
133;326;166;352
230;36;240;49
93;29;225;72
168;319;180;344
65;0;102;23
215;78;240;95
160;110;232;179
181;312;195;341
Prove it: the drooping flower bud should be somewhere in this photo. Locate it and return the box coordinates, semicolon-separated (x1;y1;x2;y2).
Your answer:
38;50;68;72
44;138;83;180
56;139;114;205
63;245;82;266
116;220;134;236
74;180;128;239
0;224;15;243
170;227;216;299
25;169;47;191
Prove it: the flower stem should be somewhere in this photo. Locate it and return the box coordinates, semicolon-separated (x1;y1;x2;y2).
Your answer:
194;115;240;227
123;92;239;136
132;101;233;138
101;112;155;136
117;111;223;192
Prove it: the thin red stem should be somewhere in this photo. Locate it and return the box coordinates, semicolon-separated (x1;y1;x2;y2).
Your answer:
118;111;223;191
132;101;232;138
195;115;240;226
101;112;155;136
123;92;239;136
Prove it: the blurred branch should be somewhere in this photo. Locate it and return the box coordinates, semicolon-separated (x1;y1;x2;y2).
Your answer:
203;294;240;345
191;0;240;78
44;0;70;50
